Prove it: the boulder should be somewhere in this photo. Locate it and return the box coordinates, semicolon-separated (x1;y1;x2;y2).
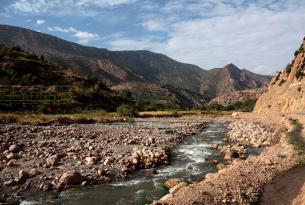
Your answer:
85;157;96;166
46;154;59;166
224;150;239;160
9;144;21;153
58;171;84;186
28;168;41;177
164;178;181;189
6;152;17;160
140;168;157;175
216;163;226;170
169;182;188;194
17;170;29;183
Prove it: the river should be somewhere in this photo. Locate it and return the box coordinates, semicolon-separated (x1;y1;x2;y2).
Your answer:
21;121;228;205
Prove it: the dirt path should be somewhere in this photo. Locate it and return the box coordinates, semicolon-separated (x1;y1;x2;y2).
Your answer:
260;119;305;205
260;166;305;205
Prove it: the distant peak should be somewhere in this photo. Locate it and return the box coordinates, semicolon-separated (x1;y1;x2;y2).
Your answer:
224;63;240;71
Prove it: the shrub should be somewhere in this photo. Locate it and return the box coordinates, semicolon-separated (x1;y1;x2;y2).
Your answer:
296;69;304;79
279;79;286;86
0;115;18;124
202;99;257;112
285;64;292;74
116;104;138;116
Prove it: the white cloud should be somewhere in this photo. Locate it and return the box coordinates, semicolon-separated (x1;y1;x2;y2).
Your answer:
36;19;45;25
48;26;99;44
108;0;305;75
10;0;137;16
141;19;166;32
74;31;99;44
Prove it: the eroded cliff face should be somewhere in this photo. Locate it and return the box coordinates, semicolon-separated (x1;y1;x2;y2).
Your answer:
255;38;305;113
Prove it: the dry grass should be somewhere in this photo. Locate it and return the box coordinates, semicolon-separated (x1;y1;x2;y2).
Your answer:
138;110;233;118
0;111;125;124
138;110;179;118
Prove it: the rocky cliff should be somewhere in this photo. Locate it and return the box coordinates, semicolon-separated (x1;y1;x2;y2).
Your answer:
255;37;305;113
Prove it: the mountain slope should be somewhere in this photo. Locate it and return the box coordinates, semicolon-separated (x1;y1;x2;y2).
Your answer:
0;44;125;112
0;24;271;98
255;37;305;113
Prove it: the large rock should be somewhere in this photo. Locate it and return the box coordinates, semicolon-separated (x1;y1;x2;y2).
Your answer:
164;178;181;189
46;154;59;166
58;171;84;186
169;182;188;194
9;144;21;153
85;157;96;166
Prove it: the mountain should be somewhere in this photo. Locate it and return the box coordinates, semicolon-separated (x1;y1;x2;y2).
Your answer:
0;44;125;113
255;37;305;113
0;24;272;99
209;88;266;106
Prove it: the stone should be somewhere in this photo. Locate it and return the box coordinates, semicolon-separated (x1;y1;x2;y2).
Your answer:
216;163;226;170
17;170;29;183
46;154;59;166
224;150;239;160
58;171;84;186
169;182;188;194
28;168;41;177
9;144;21;153
212;144;219;149
85;157;96;166
164;178;181;189
97;169;106;176
131;158;138;165
4;180;15;186
6;153;17;160
148;137;155;143
7;160;15;167
141;168;157;175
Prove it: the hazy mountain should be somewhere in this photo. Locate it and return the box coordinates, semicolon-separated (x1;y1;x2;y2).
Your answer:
0;24;272;98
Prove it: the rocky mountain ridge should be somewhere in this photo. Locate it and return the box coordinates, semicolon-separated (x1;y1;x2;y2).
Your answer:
255;37;305;113
0;24;271;99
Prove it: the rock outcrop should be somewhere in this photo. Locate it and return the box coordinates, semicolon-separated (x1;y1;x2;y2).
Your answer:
255;37;305;113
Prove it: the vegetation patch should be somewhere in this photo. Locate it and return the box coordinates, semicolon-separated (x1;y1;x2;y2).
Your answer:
285;63;292;74
116;104;138;117
286;119;305;155
202;99;257;112
0;44;127;113
296;69;304;79
0;111;125;124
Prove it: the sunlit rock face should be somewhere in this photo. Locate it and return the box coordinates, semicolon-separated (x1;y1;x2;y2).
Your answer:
255;38;305;113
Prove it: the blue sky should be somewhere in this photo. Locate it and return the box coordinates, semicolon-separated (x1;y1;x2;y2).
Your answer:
0;0;305;75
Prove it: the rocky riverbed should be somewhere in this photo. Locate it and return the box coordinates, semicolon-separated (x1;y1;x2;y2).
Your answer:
0;116;208;203
154;117;302;205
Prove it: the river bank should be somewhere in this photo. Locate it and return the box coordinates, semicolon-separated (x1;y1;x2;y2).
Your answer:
154;114;304;205
0;116;211;204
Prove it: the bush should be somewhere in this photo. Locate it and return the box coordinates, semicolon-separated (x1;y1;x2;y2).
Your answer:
286;64;292;74
116;104;138;116
202;99;257;112
296;69;304;79
279;79;286;86
0;115;18;124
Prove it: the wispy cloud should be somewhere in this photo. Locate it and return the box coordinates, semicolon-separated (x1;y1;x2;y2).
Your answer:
48;26;99;44
36;19;45;25
108;0;305;75
4;0;305;74
9;0;138;16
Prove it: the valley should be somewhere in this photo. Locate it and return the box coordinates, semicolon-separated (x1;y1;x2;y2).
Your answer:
0;13;305;205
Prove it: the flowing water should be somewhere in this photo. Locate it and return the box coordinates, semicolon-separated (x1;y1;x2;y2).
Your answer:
21;122;229;205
